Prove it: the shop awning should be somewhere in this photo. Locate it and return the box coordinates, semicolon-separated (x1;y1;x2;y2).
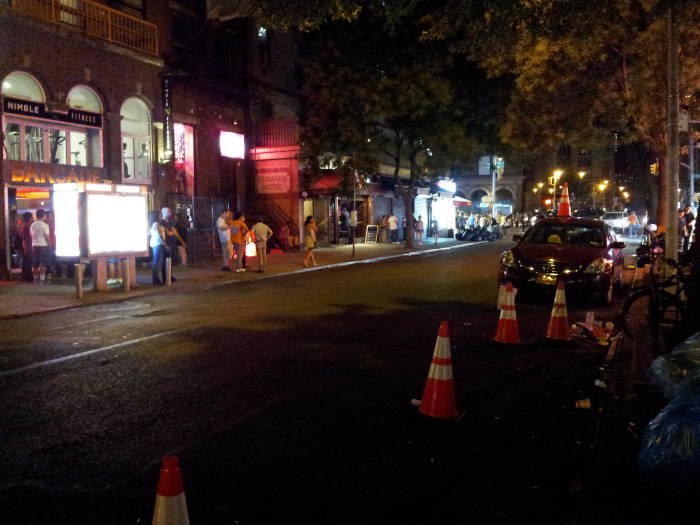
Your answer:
454;196;472;207
310;174;341;190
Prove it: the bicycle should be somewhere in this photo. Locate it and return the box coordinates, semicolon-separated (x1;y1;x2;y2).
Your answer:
619;257;692;354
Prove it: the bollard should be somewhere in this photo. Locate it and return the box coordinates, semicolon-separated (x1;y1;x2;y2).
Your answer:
121;258;131;292
75;263;84;299
165;257;172;286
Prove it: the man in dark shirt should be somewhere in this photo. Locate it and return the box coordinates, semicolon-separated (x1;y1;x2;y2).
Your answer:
20;212;33;282
683;204;695;252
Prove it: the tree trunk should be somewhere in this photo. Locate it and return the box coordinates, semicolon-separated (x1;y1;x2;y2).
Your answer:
657;151;667;231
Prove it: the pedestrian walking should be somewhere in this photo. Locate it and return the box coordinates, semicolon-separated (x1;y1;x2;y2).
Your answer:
415;215;424;245
251;216;273;273
303;215;318;267
149;211;167;285
216;209;233;271
431;218;439;244
627;210;638;237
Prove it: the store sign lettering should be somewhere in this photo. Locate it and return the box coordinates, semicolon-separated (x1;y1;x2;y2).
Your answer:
4;161;103;186
256;165;291;194
3;97;102;127
3;97;47;118
67;109;102;127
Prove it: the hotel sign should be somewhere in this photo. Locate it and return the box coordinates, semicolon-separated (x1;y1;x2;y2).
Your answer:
3;97;102;127
256;160;292;194
4;160;105;186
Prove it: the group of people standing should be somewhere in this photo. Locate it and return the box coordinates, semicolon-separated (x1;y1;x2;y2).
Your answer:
215;210;274;274
16;209;51;283
377;213;428;244
148;207;187;285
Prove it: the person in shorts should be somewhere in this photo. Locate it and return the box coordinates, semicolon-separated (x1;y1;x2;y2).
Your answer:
30;209;51;283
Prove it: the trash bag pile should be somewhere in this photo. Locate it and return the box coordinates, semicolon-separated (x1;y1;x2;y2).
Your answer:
639;331;700;497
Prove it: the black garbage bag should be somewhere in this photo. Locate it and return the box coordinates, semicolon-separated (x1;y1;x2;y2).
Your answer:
639;394;700;499
648;332;700;400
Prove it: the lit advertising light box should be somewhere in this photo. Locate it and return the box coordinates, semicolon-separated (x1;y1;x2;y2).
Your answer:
53;187;81;257
86;193;149;256
220;131;245;159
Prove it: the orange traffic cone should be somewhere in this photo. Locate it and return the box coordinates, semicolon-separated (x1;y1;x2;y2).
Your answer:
557;183;571;217
418;321;458;419
494;282;521;344
152;456;190;525
546;280;571;341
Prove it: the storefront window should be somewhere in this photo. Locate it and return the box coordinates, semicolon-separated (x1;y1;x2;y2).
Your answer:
49;129;67;164
4;122;21;160
25;126;44;163
122;136;151;180
174;122;195;196
120;97;152;183
69;131;87;165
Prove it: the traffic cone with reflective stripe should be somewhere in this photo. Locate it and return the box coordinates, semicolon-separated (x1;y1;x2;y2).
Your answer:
152;456;190;525
494;282;521;344
557;183;571;217
418;321;458;419
546;280;571;341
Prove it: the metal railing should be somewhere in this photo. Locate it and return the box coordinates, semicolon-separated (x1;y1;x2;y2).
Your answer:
6;0;158;56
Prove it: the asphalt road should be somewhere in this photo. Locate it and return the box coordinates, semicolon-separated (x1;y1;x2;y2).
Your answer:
0;240;619;524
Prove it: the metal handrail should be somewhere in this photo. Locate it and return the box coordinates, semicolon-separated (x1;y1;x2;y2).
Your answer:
6;0;158;56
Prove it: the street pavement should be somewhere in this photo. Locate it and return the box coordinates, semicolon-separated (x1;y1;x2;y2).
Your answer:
0;234;648;524
0;237;483;320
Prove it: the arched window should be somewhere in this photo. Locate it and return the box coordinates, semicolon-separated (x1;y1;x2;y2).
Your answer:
67;85;102;113
2;73;102;167
1;72;45;102
120;97;151;182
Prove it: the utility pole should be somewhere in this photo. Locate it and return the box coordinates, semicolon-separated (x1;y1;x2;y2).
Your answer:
665;0;680;258
491;155;496;219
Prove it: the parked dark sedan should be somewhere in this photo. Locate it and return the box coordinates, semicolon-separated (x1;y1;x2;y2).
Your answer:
498;216;626;305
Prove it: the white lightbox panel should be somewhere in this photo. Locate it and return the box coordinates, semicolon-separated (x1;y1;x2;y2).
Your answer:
86;193;148;256
53;189;81;257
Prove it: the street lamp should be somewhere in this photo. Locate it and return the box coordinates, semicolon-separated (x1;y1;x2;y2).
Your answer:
551;170;563;210
578;171;586;179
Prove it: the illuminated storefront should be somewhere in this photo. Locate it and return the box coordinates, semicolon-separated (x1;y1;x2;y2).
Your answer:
2;72;108;273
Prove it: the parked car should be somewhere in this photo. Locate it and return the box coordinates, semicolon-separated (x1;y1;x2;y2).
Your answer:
498;216;626;305
601;211;629;233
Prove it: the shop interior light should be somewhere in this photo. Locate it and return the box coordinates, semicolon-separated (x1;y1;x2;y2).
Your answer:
437;179;457;193
115;184;142;194
53;182;79;192
85;183;112;192
16;188;50;199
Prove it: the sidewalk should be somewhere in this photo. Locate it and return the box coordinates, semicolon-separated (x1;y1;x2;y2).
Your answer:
0;237;485;320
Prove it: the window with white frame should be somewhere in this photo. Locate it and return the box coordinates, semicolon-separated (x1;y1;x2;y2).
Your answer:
120;97;152;182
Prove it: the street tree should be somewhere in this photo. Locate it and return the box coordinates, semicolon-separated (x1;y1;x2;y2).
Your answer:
419;0;700;227
298;10;476;248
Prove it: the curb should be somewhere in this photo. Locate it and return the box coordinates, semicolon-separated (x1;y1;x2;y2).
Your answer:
0;240;492;322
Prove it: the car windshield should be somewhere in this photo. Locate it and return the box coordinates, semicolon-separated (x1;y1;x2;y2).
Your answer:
523;224;605;247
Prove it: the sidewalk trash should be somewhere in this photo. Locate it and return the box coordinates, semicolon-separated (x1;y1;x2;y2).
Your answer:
648;332;700;400
152;456;190;525
639;394;700;495
416;321;458;419
495;282;521;344
546;280;571;341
